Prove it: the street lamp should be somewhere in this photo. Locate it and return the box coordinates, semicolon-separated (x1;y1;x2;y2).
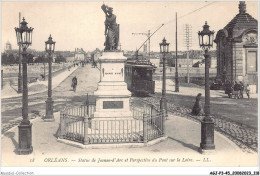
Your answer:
159;37;169;120
43;54;46;81
198;21;215;153
175;12;179;92
17;12;22;93
15;17;34;154
18;45;22;93
44;35;55;122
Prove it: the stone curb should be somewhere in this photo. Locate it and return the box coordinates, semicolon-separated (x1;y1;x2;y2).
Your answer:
57;136;168;149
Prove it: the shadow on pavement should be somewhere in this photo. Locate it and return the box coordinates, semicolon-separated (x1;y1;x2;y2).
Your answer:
4;131;19;154
168;136;199;152
54;125;61;138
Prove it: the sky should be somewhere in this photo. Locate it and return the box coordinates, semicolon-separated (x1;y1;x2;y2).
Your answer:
1;1;258;52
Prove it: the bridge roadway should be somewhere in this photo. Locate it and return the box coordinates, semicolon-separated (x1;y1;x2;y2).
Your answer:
1;64;258;153
1;64;100;134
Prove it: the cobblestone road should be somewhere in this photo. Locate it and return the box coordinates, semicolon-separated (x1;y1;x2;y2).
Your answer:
132;95;258;153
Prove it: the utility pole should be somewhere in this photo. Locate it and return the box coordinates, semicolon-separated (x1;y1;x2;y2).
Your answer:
148;30;150;57
175;12;179;92
133;24;164;60
132;30;151;57
43;55;46;80
183;24;192;83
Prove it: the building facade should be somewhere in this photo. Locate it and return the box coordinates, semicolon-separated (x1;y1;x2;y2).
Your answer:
214;1;258;92
74;48;86;62
91;48;102;63
149;57;160;68
5;41;12;52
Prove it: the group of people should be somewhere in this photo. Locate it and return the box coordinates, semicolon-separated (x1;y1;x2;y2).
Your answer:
225;81;250;99
191;81;251;116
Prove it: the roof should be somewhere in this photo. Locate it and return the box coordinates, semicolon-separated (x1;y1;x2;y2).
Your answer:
215;1;257;42
224;12;257;31
224;1;257;31
125;59;155;68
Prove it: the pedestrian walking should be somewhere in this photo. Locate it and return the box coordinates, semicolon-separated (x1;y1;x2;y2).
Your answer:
246;84;250;99
233;81;241;99
71;76;78;92
239;81;244;99
225;81;233;98
93;61;97;68
191;93;203;116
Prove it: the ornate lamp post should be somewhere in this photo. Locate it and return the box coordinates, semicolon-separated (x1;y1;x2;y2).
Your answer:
198;21;215;153
17;13;22;93
44;35;55;122
18;45;22;93
175;12;179;92
43;54;46;81
15;17;34;154
159;38;169;118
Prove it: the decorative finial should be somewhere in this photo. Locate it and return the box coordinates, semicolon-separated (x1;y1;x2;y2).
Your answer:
20;17;28;27
205;21;208;25
239;1;246;13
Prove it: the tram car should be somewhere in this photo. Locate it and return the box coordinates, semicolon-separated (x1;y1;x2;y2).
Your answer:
125;59;156;96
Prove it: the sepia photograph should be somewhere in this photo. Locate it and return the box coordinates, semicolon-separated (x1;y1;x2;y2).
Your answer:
1;0;259;175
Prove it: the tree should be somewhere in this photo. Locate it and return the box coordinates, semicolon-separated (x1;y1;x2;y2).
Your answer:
34;55;45;63
8;54;16;64
166;53;174;67
55;55;66;63
1;53;18;65
27;54;34;63
1;53;8;65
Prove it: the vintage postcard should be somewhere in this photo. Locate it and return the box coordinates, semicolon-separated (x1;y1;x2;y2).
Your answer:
1;1;259;175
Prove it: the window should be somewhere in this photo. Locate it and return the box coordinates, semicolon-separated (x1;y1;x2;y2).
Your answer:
247;51;257;73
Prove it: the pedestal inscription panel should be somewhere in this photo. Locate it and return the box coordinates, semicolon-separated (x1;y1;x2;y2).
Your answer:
103;101;123;109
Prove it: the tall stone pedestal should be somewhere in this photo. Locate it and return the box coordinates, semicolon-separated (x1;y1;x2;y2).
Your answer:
94;52;132;118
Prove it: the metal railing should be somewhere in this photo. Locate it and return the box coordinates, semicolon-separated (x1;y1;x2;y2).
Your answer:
59;102;164;145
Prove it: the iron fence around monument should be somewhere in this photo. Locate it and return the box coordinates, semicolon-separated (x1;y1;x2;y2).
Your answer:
59;103;164;145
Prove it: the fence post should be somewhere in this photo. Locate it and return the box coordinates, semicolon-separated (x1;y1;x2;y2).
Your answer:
143;114;148;144
150;104;154;125
59;111;66;139
160;99;163;114
88;117;92;128
161;110;166;136
150;104;154;117
83;115;89;145
144;104;147;115
165;100;168;120
86;93;89;116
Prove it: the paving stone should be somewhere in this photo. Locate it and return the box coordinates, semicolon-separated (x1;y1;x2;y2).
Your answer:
132;95;258;153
